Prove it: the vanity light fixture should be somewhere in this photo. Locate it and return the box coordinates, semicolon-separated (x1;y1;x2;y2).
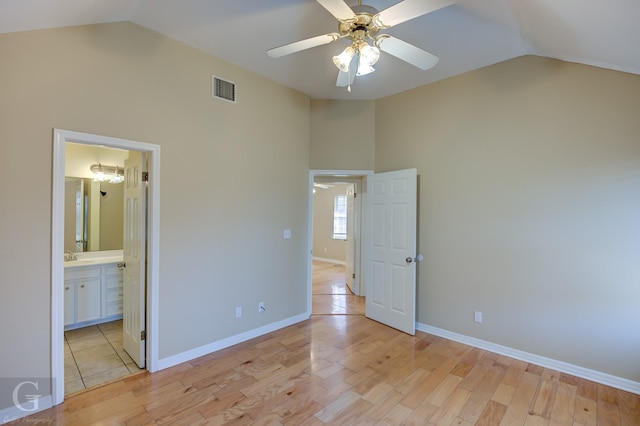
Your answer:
109;166;124;184
90;163;124;184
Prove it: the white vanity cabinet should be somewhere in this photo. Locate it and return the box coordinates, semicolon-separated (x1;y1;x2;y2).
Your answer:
64;261;124;329
103;264;124;318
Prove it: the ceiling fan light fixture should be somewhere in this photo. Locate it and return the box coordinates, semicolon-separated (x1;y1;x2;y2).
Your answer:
333;44;356;72
358;41;380;66
356;60;375;76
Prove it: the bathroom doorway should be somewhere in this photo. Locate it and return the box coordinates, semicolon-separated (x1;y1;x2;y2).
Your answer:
52;129;160;406
62;143;144;395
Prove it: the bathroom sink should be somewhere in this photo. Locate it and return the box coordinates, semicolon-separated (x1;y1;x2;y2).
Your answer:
64;257;123;267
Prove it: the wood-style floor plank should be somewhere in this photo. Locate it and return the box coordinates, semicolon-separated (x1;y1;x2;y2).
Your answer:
10;263;639;425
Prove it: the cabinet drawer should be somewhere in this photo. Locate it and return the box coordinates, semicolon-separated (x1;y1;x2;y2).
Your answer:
65;266;101;281
105;286;123;303
104;301;123;317
104;264;124;276
105;275;123;290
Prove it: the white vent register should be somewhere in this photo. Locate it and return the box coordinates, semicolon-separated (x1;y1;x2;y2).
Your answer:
212;75;236;103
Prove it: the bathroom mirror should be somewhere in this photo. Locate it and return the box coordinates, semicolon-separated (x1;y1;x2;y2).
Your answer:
64;177;124;252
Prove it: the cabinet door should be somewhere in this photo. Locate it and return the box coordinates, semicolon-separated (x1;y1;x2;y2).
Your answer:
64;284;75;326
75;278;102;323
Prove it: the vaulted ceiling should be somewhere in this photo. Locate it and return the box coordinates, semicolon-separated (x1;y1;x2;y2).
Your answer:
1;0;638;100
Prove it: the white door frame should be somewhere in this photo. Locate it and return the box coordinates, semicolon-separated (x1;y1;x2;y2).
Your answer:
307;170;372;314
51;129;161;405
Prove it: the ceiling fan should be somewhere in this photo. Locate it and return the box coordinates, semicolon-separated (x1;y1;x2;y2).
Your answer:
267;0;455;90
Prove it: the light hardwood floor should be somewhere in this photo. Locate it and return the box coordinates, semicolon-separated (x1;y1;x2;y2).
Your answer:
16;315;639;425
17;263;640;424
312;261;365;316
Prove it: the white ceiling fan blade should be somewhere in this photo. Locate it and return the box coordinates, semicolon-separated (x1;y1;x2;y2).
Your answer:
316;0;356;21
267;33;340;58
313;183;334;189
374;0;455;28
336;55;358;87
378;36;439;70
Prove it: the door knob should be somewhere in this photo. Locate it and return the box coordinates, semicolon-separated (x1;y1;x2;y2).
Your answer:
406;257;413;264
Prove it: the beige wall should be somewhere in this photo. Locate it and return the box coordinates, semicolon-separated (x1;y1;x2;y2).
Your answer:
310;99;375;170
312;184;351;262
98;182;123;250
376;56;640;381
0;21;310;407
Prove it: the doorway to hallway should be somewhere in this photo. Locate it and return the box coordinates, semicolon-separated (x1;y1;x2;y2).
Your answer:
312;260;364;315
308;170;370;316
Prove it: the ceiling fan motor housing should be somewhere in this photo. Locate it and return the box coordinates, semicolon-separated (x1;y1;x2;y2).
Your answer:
338;5;380;41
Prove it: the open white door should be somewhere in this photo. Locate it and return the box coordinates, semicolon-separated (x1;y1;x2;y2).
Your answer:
345;184;357;294
364;169;417;335
123;151;146;368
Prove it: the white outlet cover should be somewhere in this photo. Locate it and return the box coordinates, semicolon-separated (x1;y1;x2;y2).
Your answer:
474;311;482;323
283;229;292;239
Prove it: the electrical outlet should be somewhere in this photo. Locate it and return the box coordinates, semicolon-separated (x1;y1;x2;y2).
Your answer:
236;307;242;318
258;302;265;313
283;229;292;239
474;311;482;323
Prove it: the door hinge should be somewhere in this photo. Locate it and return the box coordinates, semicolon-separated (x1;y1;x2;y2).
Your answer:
142;172;149;182
352;273;356;279
141;330;146;341
354;192;357;198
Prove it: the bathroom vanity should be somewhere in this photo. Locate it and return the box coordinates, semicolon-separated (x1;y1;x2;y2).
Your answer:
64;252;124;330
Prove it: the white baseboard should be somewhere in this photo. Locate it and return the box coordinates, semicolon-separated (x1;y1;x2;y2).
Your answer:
312;257;346;265
157;313;310;371
0;395;53;425
416;322;640;395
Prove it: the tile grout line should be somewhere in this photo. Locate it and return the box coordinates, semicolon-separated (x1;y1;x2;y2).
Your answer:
101;323;131;369
65;321;137;391
65;333;87;391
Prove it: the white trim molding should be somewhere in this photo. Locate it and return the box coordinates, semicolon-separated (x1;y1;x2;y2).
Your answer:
157;313;309;371
0;395;53;425
417;322;640;395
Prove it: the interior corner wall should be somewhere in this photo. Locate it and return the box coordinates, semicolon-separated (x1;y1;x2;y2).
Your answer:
375;55;640;382
0;21;310;409
310;99;375;170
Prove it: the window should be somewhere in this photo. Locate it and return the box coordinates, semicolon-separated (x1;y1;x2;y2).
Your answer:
333;194;347;239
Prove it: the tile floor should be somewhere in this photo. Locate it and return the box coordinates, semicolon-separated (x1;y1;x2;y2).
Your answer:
64;320;143;395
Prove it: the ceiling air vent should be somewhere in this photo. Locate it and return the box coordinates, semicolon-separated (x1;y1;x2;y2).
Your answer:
212;75;236;103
